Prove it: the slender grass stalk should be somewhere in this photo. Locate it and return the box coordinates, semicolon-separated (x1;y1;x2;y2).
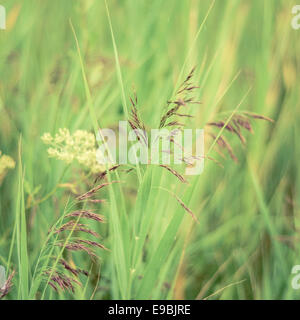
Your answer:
15;137;29;300
104;0;143;184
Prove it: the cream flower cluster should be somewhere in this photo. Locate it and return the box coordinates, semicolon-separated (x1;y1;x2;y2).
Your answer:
0;151;15;185
41;128;105;173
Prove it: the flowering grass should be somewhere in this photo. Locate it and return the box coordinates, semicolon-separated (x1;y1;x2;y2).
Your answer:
0;0;299;300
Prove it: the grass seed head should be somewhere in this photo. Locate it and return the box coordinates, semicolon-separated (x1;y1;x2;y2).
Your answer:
0;270;15;299
66;210;105;222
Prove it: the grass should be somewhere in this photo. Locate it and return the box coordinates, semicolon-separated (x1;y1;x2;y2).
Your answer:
0;0;299;300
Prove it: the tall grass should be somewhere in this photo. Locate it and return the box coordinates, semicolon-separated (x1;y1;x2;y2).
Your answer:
0;0;299;300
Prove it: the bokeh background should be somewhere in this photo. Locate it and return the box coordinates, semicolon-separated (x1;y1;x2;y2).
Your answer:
0;0;299;299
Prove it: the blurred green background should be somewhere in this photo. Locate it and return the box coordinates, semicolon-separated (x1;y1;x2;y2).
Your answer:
0;0;299;300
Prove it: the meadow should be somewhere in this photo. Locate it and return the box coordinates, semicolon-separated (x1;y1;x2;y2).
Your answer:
0;0;299;300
